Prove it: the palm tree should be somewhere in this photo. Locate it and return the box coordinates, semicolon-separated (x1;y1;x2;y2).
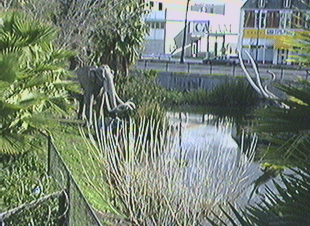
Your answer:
252;81;310;166
0;11;74;154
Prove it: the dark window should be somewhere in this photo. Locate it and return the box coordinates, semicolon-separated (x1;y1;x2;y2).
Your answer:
158;2;163;11
266;11;280;28
304;14;310;29
150;1;154;8
292;11;302;28
283;0;291;8
280;11;292;28
260;11;267;28
258;0;266;8
244;10;255;28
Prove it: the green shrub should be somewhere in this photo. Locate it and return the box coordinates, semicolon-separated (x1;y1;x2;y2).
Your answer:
1;147;59;225
116;69;167;121
207;79;260;108
2;150;56;210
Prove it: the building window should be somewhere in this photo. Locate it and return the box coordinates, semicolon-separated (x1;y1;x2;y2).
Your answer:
283;0;291;8
258;0;266;8
292;11;302;28
304;14;310;29
244;10;255;27
266;11;280;28
280;11;292;28
158;2;163;11
146;22;165;29
150;1;154;8
260;11;267;28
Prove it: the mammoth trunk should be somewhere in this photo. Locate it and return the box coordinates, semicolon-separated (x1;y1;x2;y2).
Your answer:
104;78;125;114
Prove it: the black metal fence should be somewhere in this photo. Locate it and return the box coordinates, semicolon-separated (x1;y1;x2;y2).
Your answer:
135;59;310;81
47;136;103;226
1;137;103;226
0;191;61;226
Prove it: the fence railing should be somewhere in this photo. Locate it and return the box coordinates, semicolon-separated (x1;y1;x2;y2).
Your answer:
135;59;310;81
48;136;103;226
0;191;62;226
1;137;103;226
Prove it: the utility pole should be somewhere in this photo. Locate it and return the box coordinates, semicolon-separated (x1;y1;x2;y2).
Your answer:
180;0;190;64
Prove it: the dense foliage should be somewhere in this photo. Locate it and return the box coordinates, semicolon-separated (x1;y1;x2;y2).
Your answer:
164;78;260;108
0;11;75;154
0;11;73;222
2;0;150;76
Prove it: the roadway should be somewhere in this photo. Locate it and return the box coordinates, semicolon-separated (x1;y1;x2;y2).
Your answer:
133;58;310;81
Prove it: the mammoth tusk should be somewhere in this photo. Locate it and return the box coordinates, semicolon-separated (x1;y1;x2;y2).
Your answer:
238;50;263;95
265;70;278;99
114;92;125;105
266;70;289;109
238;48;289;109
245;50;270;98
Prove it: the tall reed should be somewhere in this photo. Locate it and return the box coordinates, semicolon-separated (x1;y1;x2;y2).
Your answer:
80;116;257;225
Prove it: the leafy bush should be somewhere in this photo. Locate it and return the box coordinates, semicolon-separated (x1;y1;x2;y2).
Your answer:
165;89;209;106
2;149;56;210
116;69;167;122
0;11;75;154
207;79;260;108
164;79;260;108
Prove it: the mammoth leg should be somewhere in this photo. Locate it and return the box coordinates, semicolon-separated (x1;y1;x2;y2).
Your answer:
88;94;95;126
77;94;84;120
82;91;94;124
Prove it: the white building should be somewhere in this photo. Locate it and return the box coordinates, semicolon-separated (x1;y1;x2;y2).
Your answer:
142;0;243;59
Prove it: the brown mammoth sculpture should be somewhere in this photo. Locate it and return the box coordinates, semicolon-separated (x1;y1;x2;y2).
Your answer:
76;65;135;125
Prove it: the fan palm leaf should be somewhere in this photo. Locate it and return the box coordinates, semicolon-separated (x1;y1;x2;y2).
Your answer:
0;12;74;154
208;166;310;226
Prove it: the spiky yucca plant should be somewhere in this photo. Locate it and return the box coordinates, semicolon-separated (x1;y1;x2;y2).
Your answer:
79;115;257;225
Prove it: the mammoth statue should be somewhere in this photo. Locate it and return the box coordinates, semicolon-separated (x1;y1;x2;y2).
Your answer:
76;65;135;125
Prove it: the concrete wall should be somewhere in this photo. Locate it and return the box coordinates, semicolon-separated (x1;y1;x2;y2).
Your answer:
144;40;165;55
156;72;237;92
156;71;291;99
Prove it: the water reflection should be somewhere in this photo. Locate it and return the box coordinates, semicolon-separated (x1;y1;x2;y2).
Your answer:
167;109;280;206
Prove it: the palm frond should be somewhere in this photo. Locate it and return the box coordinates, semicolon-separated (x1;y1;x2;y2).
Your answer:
209;167;310;226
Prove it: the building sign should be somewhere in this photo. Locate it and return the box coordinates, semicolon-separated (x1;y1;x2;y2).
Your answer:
266;29;294;36
191;21;210;35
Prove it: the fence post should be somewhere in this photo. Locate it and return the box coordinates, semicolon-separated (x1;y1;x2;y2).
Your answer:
47;136;51;174
210;63;213;75
144;60;148;69
280;68;284;79
166;62;169;71
187;63;190;73
232;64;236;76
66;172;71;226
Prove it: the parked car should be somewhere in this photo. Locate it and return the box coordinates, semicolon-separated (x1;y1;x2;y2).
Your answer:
203;55;240;65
